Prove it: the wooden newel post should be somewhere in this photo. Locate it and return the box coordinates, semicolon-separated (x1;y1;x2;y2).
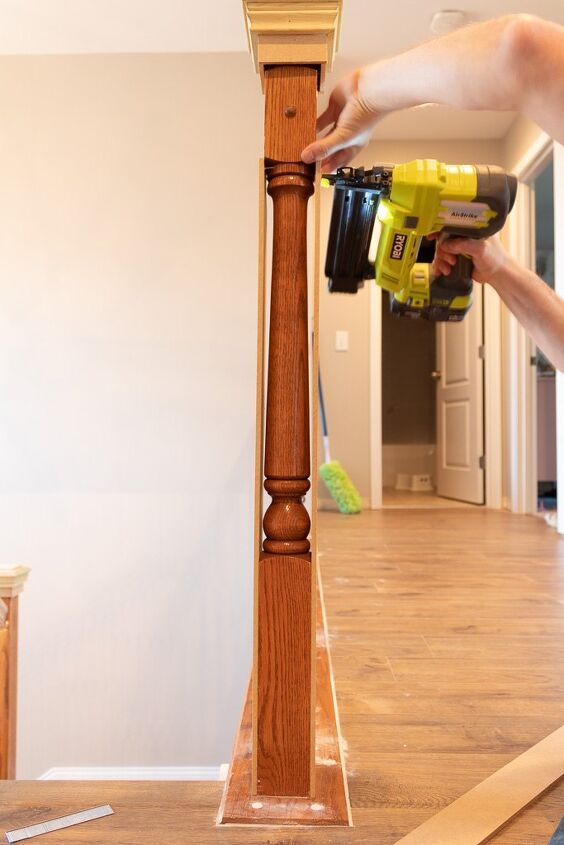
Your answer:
255;66;317;798
215;3;345;822
0;566;30;779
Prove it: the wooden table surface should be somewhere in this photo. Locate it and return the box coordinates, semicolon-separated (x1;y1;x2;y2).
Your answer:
2;508;564;844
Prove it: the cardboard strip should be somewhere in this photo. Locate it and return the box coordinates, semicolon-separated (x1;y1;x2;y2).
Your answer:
309;164;322;793
251;158;267;795
395;725;564;845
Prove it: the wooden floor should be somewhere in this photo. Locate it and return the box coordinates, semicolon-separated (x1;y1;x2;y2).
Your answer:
319;508;564;843
1;508;564;844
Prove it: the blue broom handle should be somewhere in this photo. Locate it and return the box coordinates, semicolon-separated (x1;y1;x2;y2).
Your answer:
318;368;328;438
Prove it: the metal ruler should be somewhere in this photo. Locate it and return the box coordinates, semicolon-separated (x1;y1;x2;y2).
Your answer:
5;805;114;842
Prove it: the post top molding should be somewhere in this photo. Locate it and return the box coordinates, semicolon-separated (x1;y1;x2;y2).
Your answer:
0;565;31;597
242;0;342;89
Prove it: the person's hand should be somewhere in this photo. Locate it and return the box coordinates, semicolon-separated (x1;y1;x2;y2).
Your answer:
301;69;384;170
431;234;510;284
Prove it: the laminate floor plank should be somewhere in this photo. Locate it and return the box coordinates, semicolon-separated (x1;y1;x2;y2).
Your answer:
321;509;564;843
1;508;563;844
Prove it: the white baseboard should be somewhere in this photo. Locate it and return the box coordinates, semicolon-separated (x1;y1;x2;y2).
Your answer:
39;765;227;781
382;443;436;489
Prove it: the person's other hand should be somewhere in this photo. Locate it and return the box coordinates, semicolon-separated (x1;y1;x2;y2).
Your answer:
301;70;383;170
431;235;510;284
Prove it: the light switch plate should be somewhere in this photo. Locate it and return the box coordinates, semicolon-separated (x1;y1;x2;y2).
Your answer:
336;330;349;352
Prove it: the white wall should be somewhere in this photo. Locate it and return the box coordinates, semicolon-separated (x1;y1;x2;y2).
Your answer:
0;54;262;777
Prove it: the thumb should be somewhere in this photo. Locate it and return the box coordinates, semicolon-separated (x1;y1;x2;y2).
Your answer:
301;124;356;165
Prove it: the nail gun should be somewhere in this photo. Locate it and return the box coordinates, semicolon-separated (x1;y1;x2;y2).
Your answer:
322;159;517;321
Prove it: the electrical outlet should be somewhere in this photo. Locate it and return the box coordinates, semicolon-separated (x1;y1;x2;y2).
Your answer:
336;330;349;352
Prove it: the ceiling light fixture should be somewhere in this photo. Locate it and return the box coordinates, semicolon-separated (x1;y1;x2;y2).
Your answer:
430;10;468;35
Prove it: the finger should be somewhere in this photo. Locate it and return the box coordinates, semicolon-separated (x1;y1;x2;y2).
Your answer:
435;260;452;276
433;246;457;264
301;124;354;164
322;144;363;172
439;237;478;255
304;95;376;163
316;100;340;133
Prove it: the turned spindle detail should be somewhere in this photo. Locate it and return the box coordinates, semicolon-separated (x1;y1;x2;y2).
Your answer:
263;162;314;557
255;66;317;799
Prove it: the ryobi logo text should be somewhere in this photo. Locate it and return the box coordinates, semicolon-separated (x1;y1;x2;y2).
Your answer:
390;233;407;260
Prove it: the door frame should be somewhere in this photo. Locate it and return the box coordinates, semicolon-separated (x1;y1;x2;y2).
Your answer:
555;143;564;534
369;282;383;509
504;132;553;514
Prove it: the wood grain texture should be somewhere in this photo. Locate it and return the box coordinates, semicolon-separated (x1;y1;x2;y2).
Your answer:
262;163;313;555
256;554;312;796
394;725;564;845
262;66;316;557
309;166;322;789
264;66;317;163
0;597;17;779
253;63;317;799
0;622;9;779
218;568;350;825
321;508;564;843
2;508;564;841
251;158;267;796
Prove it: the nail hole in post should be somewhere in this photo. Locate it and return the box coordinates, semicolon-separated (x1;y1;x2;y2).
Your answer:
285;105;297;118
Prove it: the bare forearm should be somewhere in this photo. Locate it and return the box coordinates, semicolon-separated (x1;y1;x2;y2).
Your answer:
489;257;564;372
357;16;564;142
359;18;518;112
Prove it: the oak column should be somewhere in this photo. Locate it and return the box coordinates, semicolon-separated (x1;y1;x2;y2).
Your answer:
0;566;29;779
0;597;18;779
254;65;317;798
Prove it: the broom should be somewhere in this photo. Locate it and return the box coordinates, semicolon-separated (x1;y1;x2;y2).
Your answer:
318;369;362;514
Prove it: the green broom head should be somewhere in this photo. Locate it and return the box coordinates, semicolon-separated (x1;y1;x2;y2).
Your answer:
319;460;363;515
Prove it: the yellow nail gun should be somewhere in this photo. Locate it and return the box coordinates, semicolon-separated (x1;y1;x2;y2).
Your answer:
322;159;517;321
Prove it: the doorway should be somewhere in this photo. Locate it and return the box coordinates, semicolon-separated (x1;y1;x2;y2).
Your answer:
532;157;557;518
380;290;437;506
380;285;485;509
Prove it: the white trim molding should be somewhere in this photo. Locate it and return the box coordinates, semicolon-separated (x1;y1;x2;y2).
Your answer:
483;284;503;509
39;766;226;781
504;132;553;513
369;281;382;509
0;565;31;598
554;142;564;535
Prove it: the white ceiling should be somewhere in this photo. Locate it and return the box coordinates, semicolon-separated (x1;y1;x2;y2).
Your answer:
0;0;563;56
1;0;563;140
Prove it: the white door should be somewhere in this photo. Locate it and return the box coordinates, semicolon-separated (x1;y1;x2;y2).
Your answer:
436;286;484;504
